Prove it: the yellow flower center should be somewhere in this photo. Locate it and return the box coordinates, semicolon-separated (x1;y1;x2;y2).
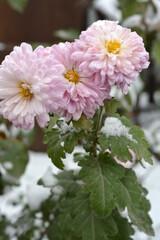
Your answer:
64;70;79;84
106;39;121;55
18;82;33;101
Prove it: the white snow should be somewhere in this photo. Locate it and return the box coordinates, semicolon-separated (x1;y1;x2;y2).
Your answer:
41;166;57;187
0;149;81;218
26;185;50;211
133;157;160;240
93;0;122;21
122;14;143;29
145;0;160;31
3;161;13;170
0;152;59;217
143;119;160;153
101;117;137;143
59;121;74;134
0;123;10;137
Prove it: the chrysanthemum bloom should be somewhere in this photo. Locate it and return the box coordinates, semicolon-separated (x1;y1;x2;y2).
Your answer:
0;43;65;130
50;42;111;121
72;20;149;93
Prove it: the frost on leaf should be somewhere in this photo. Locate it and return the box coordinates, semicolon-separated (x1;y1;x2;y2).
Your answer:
43;120;84;169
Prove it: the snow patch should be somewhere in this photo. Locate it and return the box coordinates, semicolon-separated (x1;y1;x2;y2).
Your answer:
123;14;143;28
145;0;160;31
101;117;137;143
3;161;13;170
60;121;74;134
26;185;50;211
93;0;122;21
41;167;57;187
0;123;10;137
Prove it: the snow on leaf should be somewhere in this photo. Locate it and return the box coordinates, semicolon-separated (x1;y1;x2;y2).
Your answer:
99;116;153;165
43;126;83;170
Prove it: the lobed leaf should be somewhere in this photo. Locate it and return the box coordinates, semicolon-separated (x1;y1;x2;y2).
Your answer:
56;170;81;197
71;192;118;240
104;98;120;117
109;212;134;240
43;128;65;169
43;127;83;169
79;154;125;217
117;169;154;236
0;138;29;178
99;116;152;165
72;116;93;130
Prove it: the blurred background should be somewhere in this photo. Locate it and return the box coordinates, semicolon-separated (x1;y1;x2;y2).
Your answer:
0;0;160;239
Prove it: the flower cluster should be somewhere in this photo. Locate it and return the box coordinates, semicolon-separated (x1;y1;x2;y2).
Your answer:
0;20;149;129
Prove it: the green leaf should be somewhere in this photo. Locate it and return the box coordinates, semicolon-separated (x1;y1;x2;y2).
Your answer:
117;169;154;236
0;138;29;178
71;192;118;240
0;215;10;240
125;92;132;107
43;128;65;169
7;0;28;12
53;171;82;239
119;0;147;19
104;98;120;117
129;125;153;164
41;196;57;221
46;114;59;131
43;122;84;169
47;220;61;240
63;131;83;154
54;28;80;41
56;170;81;197
79;154;125;217
153;33;160;64
72;116;93;130
99;116;153;165
58;209;76;240
109;212;134;240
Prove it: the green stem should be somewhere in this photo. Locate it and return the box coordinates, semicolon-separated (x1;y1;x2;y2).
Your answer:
95;106;104;136
92;106;104;157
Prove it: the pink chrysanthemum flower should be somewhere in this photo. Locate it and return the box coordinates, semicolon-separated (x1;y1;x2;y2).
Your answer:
0;43;65;130
50;42;111;121
73;20;149;94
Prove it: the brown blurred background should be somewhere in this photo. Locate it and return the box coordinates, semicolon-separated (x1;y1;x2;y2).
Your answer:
0;0;90;62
